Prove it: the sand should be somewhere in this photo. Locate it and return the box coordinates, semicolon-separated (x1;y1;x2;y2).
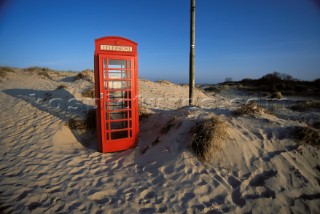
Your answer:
0;68;319;213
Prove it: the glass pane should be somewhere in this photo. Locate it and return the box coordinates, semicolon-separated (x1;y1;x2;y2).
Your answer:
111;131;128;139
108;60;126;69
107;70;130;79
110;121;128;130
110;111;130;120
109;91;127;99
108;81;131;89
107;100;130;110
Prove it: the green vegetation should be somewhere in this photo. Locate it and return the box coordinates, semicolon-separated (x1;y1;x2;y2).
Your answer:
222;72;320;96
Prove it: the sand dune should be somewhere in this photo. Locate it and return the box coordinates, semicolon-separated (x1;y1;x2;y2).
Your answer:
0;68;319;213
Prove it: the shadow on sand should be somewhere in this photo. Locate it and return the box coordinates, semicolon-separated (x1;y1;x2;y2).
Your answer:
3;88;97;151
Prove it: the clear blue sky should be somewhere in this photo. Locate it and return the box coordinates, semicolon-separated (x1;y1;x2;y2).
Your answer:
0;0;319;83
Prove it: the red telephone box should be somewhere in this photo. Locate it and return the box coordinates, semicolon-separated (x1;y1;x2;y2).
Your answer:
94;36;139;153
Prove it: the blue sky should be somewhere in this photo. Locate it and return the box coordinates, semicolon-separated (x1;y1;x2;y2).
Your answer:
0;0;319;83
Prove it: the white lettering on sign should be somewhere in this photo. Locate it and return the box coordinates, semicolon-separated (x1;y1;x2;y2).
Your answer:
100;45;132;52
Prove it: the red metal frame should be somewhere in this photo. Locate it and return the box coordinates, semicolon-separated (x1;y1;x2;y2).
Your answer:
94;36;139;153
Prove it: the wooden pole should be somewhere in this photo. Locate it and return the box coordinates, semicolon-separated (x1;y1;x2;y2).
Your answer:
189;0;196;106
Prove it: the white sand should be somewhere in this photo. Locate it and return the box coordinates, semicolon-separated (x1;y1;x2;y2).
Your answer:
0;68;319;213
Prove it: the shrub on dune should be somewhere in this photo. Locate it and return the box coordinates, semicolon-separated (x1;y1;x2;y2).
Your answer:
233;101;272;116
81;86;95;98
67;109;96;130
190;117;228;162
294;126;320;149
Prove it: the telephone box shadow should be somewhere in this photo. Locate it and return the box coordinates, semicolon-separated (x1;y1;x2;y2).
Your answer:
3;88;97;151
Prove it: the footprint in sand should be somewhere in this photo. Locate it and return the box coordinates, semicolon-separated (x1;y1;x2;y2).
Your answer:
240;170;278;200
249;169;277;187
141;189;157;202
151;174;165;187
228;176;246;207
181;192;196;205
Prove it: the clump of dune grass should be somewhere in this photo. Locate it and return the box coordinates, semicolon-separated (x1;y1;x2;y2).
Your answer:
156;80;173;84
0;67;15;82
233;101;272;116
38;70;50;78
291;101;320;112
0;66;15;78
24;66;48;72
24;67;51;78
75;72;86;80
81;86;95;98
271;91;283;99
67;109;96;130
56;84;67;90
75;69;93;82
294;126;320;149
190;117;228;162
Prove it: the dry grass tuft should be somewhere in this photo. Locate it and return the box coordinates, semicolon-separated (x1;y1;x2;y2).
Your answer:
24;66;48;72
38;70;50;78
0;66;15;78
75;70;94;82
190;117;228;162
56;84;67;90
67;109;96;130
270;91;283;99
156;80;173;85
81;86;95;98
233;101;271;116
24;67;51;78
75;72;86;80
0;66;14;82
294;126;320;149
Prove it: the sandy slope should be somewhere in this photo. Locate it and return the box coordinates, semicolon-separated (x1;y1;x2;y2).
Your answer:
0;69;319;213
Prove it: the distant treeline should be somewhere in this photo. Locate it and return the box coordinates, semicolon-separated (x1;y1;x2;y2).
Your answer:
212;72;320;96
